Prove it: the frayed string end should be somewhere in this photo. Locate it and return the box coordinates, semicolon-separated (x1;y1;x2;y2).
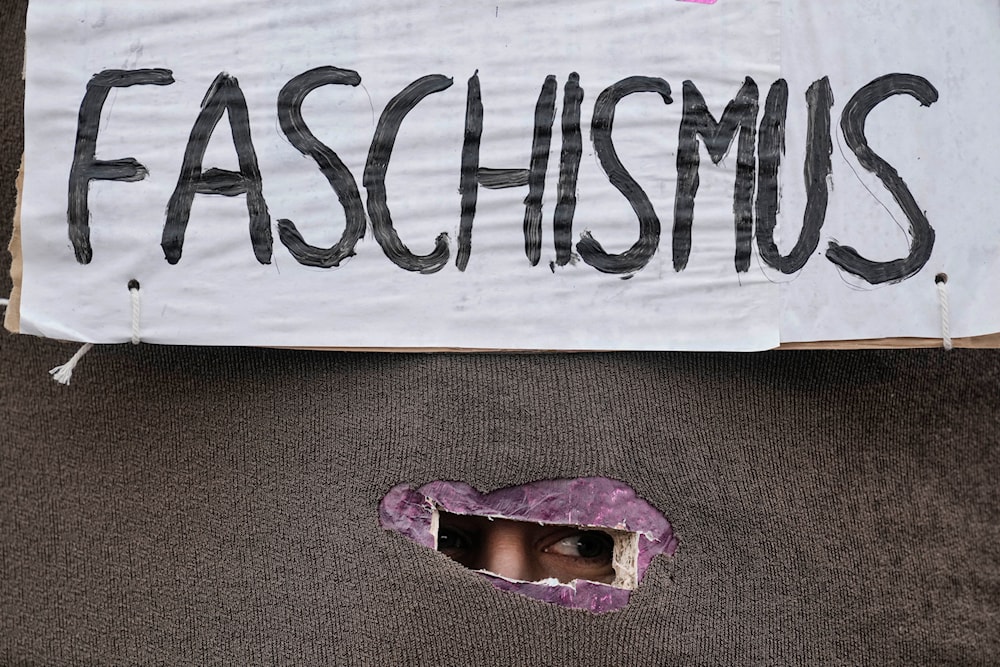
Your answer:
49;343;94;386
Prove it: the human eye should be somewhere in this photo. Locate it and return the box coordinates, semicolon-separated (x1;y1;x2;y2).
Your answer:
435;512;483;563
544;530;615;563
437;525;474;553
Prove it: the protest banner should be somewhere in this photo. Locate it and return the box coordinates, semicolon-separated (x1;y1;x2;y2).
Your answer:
8;0;998;349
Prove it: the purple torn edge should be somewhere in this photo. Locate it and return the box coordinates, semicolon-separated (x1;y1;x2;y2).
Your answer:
378;477;677;613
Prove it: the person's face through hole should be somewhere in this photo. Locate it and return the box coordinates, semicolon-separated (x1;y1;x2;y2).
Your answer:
436;511;616;584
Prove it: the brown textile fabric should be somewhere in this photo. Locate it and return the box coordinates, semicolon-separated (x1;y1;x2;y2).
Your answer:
1;3;998;665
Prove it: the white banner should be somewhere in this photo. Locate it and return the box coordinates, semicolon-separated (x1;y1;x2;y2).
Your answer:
11;0;998;349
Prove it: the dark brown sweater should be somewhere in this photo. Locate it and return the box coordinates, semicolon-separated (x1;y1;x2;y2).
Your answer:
2;3;997;664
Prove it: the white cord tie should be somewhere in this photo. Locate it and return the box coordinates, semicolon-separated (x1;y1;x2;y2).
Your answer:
48;280;142;385
129;279;141;345
49;343;94;385
935;273;952;351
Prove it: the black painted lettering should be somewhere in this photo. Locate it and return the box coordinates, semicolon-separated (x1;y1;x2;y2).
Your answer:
457;72;484;272
364;75;453;274
828;73;938;284
521;76;558;267
553;73;583;268
755;77;834;274
276;66;366;268
67;68;174;264
578;76;672;275
673;78;759;272
457;73;556;270
162;72;272;265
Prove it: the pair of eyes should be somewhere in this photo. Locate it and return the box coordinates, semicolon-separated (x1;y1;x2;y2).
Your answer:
435;514;617;584
438;525;615;561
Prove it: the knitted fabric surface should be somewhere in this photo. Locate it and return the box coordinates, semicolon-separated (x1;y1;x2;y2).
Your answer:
1;3;998;665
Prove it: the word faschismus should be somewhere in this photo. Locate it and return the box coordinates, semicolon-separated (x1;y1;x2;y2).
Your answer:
67;67;938;285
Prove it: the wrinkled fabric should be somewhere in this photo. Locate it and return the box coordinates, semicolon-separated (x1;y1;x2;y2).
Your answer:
380;478;676;612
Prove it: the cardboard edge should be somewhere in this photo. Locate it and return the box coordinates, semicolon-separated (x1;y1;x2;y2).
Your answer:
281;333;1000;352
776;332;1000;351
4;154;23;334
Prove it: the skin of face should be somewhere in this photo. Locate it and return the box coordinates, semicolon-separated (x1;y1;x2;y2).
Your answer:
436;512;616;584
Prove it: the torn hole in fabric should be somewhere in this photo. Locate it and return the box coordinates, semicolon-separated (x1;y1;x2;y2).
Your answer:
379;478;677;613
